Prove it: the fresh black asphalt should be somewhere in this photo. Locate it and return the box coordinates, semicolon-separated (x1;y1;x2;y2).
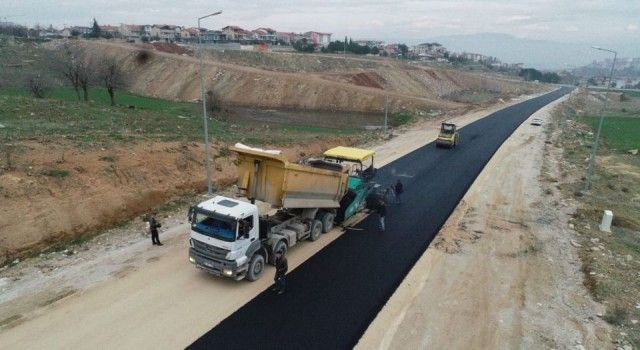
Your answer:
188;87;572;350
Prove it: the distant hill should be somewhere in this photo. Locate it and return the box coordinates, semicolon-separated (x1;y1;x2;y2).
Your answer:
571;57;640;79
429;33;638;70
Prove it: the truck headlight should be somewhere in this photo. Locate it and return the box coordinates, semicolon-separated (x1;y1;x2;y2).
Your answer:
189;257;195;264
223;268;233;276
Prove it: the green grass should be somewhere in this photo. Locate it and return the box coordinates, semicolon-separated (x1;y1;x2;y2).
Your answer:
624;91;640;98
1;86;198;114
389;112;415;127
43;169;69;178
0;87;370;147
581;116;640;151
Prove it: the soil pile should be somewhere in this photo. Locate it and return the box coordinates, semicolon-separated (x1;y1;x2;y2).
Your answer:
0;139;349;266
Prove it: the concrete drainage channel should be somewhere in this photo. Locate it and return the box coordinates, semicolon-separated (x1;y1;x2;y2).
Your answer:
188;88;572;349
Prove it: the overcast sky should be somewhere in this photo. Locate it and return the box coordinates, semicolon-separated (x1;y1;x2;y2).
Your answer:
4;0;639;64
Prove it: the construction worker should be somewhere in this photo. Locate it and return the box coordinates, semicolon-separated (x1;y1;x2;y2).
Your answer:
149;213;163;246
394;179;404;204
274;252;288;295
383;186;395;203
377;199;387;232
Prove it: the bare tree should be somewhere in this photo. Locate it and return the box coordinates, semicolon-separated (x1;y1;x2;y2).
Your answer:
52;44;93;101
98;56;128;106
25;74;50;98
205;88;223;115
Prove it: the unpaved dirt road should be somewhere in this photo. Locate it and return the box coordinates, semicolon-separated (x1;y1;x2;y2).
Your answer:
357;93;611;349
0;93;550;349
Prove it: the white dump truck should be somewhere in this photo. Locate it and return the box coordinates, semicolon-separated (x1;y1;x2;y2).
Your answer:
188;144;375;281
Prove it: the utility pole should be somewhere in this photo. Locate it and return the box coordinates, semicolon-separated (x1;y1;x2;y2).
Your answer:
344;35;347;60
584;46;617;192
197;10;222;197
384;95;389;134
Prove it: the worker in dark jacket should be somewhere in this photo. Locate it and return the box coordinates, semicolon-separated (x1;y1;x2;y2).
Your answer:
377;199;387;232
274;252;288;294
149;214;163;246
394;179;404;204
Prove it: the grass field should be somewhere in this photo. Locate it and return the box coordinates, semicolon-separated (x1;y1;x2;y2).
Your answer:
0;86;198;113
0;87;365;146
582;116;640;151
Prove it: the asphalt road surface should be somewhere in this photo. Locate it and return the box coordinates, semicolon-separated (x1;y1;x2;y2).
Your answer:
188;87;572;349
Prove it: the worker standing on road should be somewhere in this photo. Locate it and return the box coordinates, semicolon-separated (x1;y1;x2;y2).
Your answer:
149;213;163;246
394;179;404;204
274;252;288;295
377;199;387;232
383;186;395;203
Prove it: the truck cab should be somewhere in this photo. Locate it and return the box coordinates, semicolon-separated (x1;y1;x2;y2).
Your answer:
188;196;265;281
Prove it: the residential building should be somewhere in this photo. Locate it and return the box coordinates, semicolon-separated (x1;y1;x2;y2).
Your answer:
252;27;277;43
150;24;181;42
303;31;331;47
382;44;399;56
276;31;294;45
221;26;251;41
59;26;91;37
459;52;489;62
180;27;200;42
354;40;384;48
119;24;143;41
411;42;448;60
99;25;120;38
201;30;226;43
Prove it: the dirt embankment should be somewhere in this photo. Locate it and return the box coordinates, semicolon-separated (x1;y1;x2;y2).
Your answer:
0;138;352;266
76;41;539;114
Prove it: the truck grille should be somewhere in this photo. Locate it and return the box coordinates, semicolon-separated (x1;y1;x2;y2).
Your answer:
192;239;230;260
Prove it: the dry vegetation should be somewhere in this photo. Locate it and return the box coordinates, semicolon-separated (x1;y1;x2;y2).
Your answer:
548;89;640;349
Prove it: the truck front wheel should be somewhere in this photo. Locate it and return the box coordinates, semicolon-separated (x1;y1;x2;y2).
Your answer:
245;254;265;282
308;219;323;241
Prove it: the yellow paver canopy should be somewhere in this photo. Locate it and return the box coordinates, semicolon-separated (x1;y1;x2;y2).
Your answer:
323;146;375;162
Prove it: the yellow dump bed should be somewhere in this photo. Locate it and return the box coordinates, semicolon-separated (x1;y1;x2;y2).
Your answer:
232;145;349;209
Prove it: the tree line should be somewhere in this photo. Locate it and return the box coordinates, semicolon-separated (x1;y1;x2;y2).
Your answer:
518;68;561;83
27;43;129;106
293;36;411;58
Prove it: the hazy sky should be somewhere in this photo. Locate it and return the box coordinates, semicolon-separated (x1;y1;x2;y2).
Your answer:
4;0;639;61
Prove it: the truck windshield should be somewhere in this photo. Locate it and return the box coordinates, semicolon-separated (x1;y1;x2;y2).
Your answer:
192;212;237;242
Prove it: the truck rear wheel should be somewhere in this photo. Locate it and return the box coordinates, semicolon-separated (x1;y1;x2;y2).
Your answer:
245;254;265;282
308;220;323;241
320;212;335;233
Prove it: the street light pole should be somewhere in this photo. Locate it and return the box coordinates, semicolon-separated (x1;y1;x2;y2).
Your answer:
198;10;222;197
584;46;617;191
384;95;388;134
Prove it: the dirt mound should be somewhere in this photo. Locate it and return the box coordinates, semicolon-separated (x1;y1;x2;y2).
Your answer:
139;42;193;56
0;138;356;266
349;72;385;89
425;69;440;80
79;41;540;114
